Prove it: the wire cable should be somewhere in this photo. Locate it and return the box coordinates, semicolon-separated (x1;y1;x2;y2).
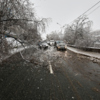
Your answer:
87;5;100;16
68;1;100;25
78;1;100;17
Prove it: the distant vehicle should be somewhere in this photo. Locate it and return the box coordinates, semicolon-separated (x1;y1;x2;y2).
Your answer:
55;41;67;50
42;42;49;49
49;40;55;46
38;42;48;49
55;40;64;46
46;41;50;45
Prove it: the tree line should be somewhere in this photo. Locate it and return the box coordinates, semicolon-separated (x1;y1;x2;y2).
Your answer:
47;15;100;48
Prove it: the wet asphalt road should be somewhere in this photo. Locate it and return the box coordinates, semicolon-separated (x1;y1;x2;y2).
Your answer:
0;46;100;100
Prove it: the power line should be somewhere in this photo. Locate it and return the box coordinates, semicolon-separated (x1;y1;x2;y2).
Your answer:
87;5;100;16
68;1;100;25
79;1;100;17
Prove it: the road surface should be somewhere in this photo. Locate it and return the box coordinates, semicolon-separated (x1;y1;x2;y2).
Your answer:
0;47;100;100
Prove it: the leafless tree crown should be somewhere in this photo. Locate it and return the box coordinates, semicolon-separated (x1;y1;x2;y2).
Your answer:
64;16;93;47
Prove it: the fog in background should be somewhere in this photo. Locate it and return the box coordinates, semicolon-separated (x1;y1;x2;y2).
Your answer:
31;0;100;39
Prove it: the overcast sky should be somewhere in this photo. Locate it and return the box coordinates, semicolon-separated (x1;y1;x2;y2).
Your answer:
30;0;100;38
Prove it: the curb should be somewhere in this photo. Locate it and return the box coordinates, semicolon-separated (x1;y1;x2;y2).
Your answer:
67;46;100;63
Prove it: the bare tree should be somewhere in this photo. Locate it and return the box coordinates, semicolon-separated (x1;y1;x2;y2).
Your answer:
46;31;63;40
90;30;100;47
64;15;93;47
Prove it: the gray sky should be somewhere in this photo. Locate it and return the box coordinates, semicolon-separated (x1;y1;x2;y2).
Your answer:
30;0;100;38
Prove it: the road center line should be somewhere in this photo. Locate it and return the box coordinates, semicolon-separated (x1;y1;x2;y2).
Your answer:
65;51;67;57
48;61;54;74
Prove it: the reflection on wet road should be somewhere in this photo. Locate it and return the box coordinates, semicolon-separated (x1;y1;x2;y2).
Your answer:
0;46;100;100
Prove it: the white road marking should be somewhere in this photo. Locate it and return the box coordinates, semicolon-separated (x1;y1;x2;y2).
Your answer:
65;51;67;57
48;61;54;74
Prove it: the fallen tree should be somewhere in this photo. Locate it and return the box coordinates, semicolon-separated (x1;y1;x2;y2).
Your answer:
0;0;51;61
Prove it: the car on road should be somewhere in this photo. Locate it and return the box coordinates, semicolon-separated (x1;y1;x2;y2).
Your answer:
55;41;67;50
42;42;49;49
55;40;64;46
38;42;49;50
49;40;55;46
46;41;50;45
